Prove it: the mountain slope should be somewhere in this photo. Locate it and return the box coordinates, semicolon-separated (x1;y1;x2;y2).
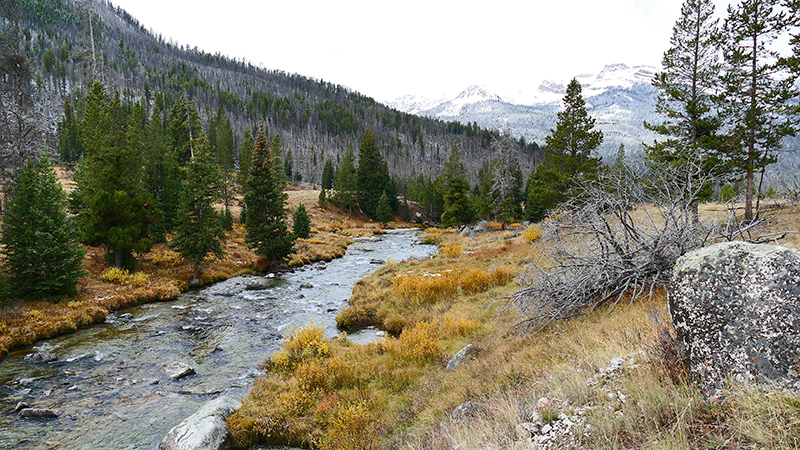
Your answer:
389;64;662;160
10;0;538;186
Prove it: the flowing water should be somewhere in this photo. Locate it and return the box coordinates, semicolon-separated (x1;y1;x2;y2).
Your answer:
0;229;435;449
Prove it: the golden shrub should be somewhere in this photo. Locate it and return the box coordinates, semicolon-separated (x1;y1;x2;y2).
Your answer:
295;360;328;392
393;272;458;305
398;321;441;362
439;243;463;258
490;266;516;286
100;267;130;284
486;221;504;230
271;322;331;370
439;317;477;338
129;272;150;285
322;401;376;450
459;269;491;294
522;224;544;244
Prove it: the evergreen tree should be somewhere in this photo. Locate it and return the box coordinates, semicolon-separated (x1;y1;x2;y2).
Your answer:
237;127;255;188
244;127;293;264
167;94;204;166
375;190;394;226
438;144;475;227
356;129;392;219
334;145;358;213
57;97;84;164
321;159;335;189
490;138;525;222
292;203;311;239
78;82;155;269
721;0;799;220
211;105;235;221
171;137;225;283
527;79;602;219
645;0;723;212
144;101;181;238
1;156;85;300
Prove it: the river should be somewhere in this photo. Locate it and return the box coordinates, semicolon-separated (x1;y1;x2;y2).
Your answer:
0;229;435;449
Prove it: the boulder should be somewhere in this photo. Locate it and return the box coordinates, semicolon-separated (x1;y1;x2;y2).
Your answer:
158;395;241;450
165;362;196;380
670;241;800;392
446;344;475;372
20;408;59;418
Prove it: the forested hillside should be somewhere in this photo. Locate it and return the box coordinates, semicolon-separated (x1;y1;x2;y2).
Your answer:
5;0;540;187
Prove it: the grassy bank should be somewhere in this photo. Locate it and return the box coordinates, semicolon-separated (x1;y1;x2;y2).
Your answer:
228;204;800;450
0;188;395;358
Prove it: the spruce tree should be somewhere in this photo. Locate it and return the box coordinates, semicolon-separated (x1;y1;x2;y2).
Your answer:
527;79;602;219
78;82;155;269
144;101;181;237
244;127;293;264
171;137;226;284
292;203;311;239
438;144;475;227
57;97;84;165
375;191;394;226
1;157;85;300
356;129;392;219
321;159;335;190
721;0;799;220
334;145;358;213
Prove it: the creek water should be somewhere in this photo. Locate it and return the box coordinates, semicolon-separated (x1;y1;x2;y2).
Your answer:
0;229;435;450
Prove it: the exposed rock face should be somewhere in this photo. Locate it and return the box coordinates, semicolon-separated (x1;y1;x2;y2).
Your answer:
669;241;800;392
158;395;241;450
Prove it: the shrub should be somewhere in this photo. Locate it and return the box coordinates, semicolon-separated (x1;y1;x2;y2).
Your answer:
439;317;477;338
271;322;331;371
522;225;543;244
398;321;441;362
392;272;458;305
459;269;491;294
439;243;463;258
322;401;377;450
100;267;130;284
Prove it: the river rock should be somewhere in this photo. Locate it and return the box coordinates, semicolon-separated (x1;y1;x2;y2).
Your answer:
446;344;475;372
14;402;30;412
158;395;241;450
165;362;196;380
670;241;800;392
245;279;271;291
24;350;58;363
20;408;59;418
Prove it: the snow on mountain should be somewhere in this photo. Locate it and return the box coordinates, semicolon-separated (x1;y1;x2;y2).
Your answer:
386;64;662;161
386;94;446;115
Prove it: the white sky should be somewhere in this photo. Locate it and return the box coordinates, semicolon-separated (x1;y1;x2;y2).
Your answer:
107;0;733;103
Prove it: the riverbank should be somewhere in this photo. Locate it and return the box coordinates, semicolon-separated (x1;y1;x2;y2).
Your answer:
0;188;402;358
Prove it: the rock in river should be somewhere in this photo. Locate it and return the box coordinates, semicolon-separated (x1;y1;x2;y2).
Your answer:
165;362;196;380
158;395;241;450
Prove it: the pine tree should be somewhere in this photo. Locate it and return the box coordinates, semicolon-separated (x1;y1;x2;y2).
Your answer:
721;0;799;220
57;97;84;165
293;203;311;239
356;129;392;219
527;79;602;219
167;94;204;166
171;137;225;284
376;191;393;226
645;0;723;212
438;144;475;227
78;82;155;269
321;159;335;190
244;126;293;264
144;101;181;238
334;145;358;213
1;157;85;300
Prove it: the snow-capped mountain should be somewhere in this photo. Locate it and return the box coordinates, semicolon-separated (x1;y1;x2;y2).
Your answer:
387;64;661;160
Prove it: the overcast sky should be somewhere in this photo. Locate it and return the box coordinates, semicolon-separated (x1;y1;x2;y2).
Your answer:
108;0;728;103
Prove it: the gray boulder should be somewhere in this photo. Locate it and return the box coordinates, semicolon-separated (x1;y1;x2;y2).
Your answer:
165;362;196;380
446;344;475;372
158;395;241;450
670;241;800;392
20;408;59;418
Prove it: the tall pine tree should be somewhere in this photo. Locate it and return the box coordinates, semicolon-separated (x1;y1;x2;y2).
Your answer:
356;129;392;219
78;82;155;269
527;78;602;220
172;136;225;284
645;0;723;210
1;157;85;300
721;0;799;220
244;127;293;265
438;144;475;227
